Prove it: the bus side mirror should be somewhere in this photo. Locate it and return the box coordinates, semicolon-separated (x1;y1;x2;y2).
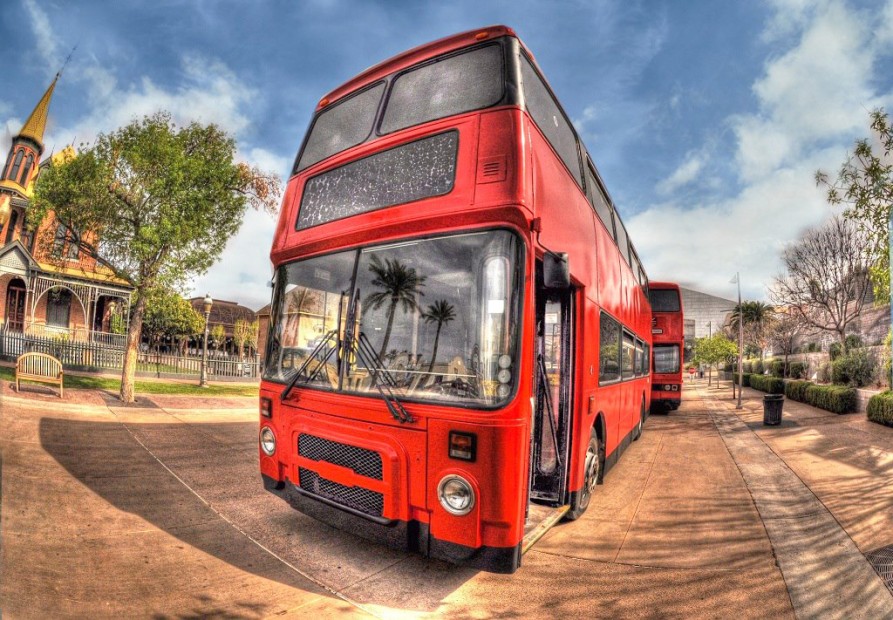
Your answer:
544;253;570;289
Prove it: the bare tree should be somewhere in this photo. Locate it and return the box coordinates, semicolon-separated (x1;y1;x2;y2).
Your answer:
771;215;872;346
767;310;807;377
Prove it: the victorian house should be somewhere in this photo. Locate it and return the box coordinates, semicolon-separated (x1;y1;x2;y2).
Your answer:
0;74;132;344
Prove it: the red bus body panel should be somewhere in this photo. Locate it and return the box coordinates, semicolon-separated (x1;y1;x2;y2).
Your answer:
650;281;684;408
261;26;652;573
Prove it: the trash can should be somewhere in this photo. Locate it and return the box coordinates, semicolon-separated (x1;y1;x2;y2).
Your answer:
763;394;784;425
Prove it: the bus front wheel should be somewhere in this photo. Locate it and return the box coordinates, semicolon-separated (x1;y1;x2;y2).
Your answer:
566;427;604;520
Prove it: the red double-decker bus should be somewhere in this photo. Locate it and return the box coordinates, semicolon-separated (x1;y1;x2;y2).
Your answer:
649;282;684;411
259;25;652;573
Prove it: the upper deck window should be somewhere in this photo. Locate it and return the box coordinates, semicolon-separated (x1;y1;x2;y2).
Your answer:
380;44;505;135
585;161;614;237
297;131;458;230
650;289;681;312
296;82;385;172
520;55;582;188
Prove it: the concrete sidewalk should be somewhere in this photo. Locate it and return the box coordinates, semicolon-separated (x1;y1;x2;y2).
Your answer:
692;380;893;618
3;382;893;618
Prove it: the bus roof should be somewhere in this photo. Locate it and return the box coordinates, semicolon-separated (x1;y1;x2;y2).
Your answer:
318;25;518;111
649;281;681;290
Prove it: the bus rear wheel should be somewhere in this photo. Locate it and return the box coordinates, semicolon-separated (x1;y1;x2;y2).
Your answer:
566;427;603;520
633;399;645;441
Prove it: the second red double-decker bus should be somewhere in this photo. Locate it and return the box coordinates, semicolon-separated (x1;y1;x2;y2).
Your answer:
649;282;684;411
259;26;653;573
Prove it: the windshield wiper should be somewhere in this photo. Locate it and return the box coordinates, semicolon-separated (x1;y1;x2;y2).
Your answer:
280;329;339;401
352;331;414;424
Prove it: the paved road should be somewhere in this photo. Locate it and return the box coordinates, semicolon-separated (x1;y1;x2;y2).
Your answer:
2;381;891;618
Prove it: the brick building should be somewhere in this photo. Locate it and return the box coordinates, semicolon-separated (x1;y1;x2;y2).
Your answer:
0;74;132;341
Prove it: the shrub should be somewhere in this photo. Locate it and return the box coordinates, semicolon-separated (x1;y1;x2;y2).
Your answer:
807;342;819;353
788;362;806;379
769;360;785;378
829;342;843;361
817;362;832;383
804;384;857;414
743;361;753;373
785;380;813;402
867;391;893;427
831;348;876;387
844;334;863;351
749;374;785;394
752;359;764;375
732;372;752;387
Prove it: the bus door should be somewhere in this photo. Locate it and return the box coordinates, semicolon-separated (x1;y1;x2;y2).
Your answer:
530;271;574;504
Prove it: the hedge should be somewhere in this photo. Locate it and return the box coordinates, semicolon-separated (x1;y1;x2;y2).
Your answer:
785;380;813;403
732;373;752;387
788;362;806;379
803;384;857;414
867;391;893;427
748;374;785;394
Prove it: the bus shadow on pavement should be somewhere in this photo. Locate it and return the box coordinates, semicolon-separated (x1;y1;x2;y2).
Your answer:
37;416;478;615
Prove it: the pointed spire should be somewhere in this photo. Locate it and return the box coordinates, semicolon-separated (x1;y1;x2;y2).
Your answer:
18;74;58;148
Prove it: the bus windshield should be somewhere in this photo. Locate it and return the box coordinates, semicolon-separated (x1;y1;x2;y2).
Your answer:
264;230;522;407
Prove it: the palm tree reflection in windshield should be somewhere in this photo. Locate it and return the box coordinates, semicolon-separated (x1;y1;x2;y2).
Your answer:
365;255;426;361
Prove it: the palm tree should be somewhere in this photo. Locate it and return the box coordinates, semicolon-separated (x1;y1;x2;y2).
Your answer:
729;300;774;358
365;255;426;361
422;299;456;376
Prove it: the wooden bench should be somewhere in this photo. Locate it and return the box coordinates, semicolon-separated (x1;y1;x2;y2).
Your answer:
16;352;64;397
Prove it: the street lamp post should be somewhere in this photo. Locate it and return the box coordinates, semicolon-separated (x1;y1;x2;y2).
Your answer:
735;274;743;409
200;293;213;388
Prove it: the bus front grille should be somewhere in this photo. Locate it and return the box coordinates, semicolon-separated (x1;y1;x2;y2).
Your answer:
298;468;384;517
298;433;384;480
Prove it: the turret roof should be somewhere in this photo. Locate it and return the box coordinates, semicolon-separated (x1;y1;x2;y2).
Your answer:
18;74;58;147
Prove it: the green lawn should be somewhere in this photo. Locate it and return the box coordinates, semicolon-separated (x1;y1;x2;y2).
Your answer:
1;366;259;397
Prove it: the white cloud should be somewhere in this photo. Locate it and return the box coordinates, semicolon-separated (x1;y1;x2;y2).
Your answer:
243;147;291;180
189;208;278;311
632;0;893;301
45;54;256;150
734;1;879;182
629;153;834;300
656;152;705;195
878;0;893;45
22;0;60;73
22;2;275;308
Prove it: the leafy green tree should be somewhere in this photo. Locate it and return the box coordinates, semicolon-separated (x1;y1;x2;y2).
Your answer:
728;300;774;359
233;318;251;359
365;256;426;361
245;319;260;357
30;112;279;402
210;324;226;353
692;335;738;386
142;287;204;352
816;108;892;300
421;299;456;376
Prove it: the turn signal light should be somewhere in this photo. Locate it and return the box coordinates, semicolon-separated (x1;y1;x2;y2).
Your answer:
475;31;490;40
449;431;477;462
260;397;272;418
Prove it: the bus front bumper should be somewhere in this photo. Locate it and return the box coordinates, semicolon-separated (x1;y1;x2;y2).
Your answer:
262;474;521;573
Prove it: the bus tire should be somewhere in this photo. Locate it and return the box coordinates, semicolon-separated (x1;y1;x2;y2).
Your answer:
566;426;603;521
633;399;645;441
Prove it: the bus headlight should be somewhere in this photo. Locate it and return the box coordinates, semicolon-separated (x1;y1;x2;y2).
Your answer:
260;426;276;456
438;475;475;516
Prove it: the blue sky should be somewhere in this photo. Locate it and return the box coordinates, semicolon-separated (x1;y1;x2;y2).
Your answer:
2;0;892;308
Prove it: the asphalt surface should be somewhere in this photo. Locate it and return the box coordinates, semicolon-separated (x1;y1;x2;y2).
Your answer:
2;380;892;618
